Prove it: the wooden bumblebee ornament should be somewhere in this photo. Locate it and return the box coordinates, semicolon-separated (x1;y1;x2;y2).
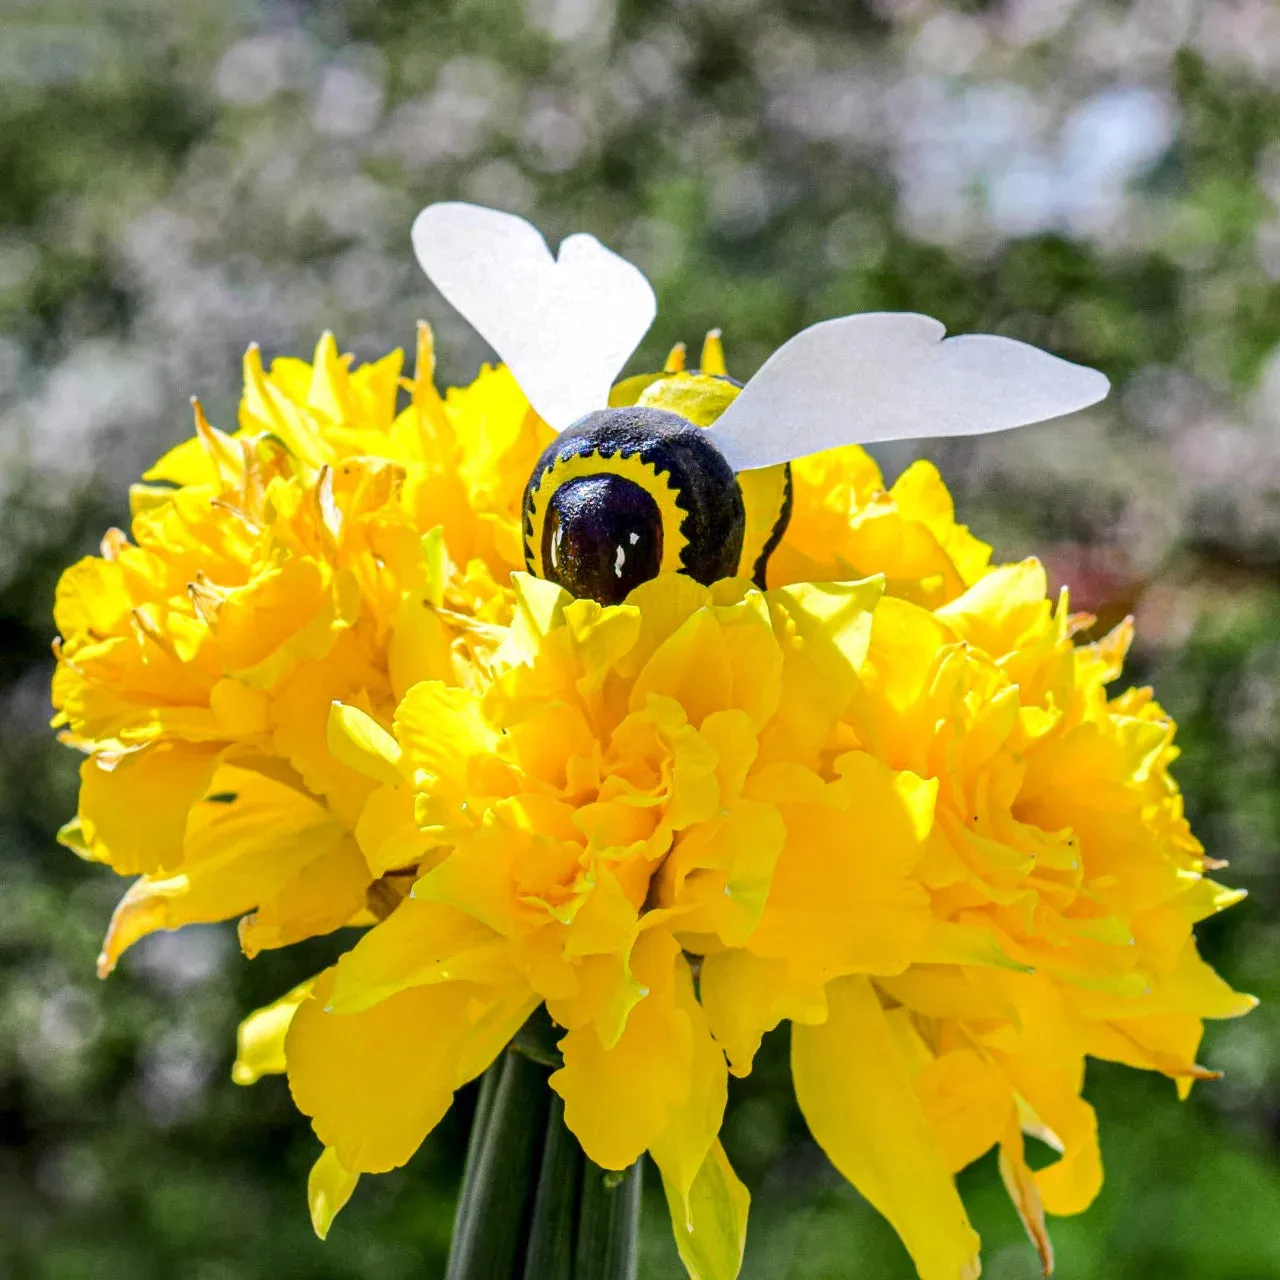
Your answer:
412;202;1109;606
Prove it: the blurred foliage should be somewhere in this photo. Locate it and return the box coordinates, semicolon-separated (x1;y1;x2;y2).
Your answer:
2;0;1280;1277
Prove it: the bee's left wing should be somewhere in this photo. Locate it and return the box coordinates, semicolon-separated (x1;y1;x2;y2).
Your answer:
706;313;1109;473
412;202;656;432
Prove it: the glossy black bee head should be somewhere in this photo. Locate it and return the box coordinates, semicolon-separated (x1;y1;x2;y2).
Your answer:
522;406;746;606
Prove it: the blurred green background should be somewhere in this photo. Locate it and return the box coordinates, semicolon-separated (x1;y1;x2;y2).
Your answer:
2;0;1279;1276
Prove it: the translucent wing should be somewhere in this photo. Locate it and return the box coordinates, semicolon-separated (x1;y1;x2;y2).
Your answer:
412;202;656;431
707;313;1110;472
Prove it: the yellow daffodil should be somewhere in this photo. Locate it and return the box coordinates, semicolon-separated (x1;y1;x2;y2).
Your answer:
720;558;1254;1279
244;560;1250;1280
52;328;549;973
285;567;892;1277
243;557;1251;1279
773;443;992;609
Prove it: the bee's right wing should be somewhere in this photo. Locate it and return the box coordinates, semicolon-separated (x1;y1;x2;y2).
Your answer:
412;202;656;432
706;313;1110;473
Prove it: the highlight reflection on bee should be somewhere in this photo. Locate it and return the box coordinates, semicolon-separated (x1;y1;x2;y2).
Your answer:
413;202;1109;606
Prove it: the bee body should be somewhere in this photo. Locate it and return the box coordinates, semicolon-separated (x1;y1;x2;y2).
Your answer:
522;365;794;605
523;406;744;606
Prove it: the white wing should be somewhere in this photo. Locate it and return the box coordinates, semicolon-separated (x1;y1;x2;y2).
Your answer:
708;313;1110;472
411;202;656;431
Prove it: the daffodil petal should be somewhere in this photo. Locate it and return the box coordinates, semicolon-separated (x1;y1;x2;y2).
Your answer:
792;975;981;1280
700;949;826;1077
101;762;368;971
658;1140;750;1280
914;1048;1015;1173
998;1122;1054;1278
550;931;692;1170
649;954;729;1207
308;1146;360;1240
327;702;403;788
76;744;221;876
287;969;534;1174
327;898;513;1014
233;977;315;1085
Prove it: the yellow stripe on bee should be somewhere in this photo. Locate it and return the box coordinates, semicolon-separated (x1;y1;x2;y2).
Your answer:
737;463;790;584
525;448;689;579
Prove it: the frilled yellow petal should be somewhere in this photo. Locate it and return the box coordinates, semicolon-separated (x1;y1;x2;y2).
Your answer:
236;841;371;959
308;1146;360;1241
936;559;1052;659
756;577;885;764
388;588;456;700
394;681;500;786
53;555;133;639
630;605;737;730
746;753;935;983
268;643;386;831
561;595;645;694
415;795;579;938
888;460;992;589
700;949;826;1076
287;969;535;1174
75;743;220;876
142;436;220;489
498;572;571;667
879;965;1017;1023
53;632;222;746
793;975;981;1280
663;798;785;947
210;678;271;737
914;1048;1015;1173
773;446;990;609
306;331;356;424
1073;940;1256;1022
1087;1012;1213;1085
215;557;358;687
233;978;315;1085
241;343;331;467
550;931;692;1170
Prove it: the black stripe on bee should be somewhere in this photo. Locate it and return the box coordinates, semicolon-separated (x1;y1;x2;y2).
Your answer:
750;462;793;588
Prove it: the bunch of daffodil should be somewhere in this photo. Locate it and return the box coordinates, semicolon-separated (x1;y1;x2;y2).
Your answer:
54;199;1254;1280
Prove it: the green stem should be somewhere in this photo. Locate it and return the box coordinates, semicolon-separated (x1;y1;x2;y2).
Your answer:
452;1061;500;1253
446;1048;550;1280
521;1092;582;1280
446;1010;645;1280
574;1155;643;1280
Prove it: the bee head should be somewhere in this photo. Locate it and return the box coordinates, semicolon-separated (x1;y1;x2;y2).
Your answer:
522;406;745;606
